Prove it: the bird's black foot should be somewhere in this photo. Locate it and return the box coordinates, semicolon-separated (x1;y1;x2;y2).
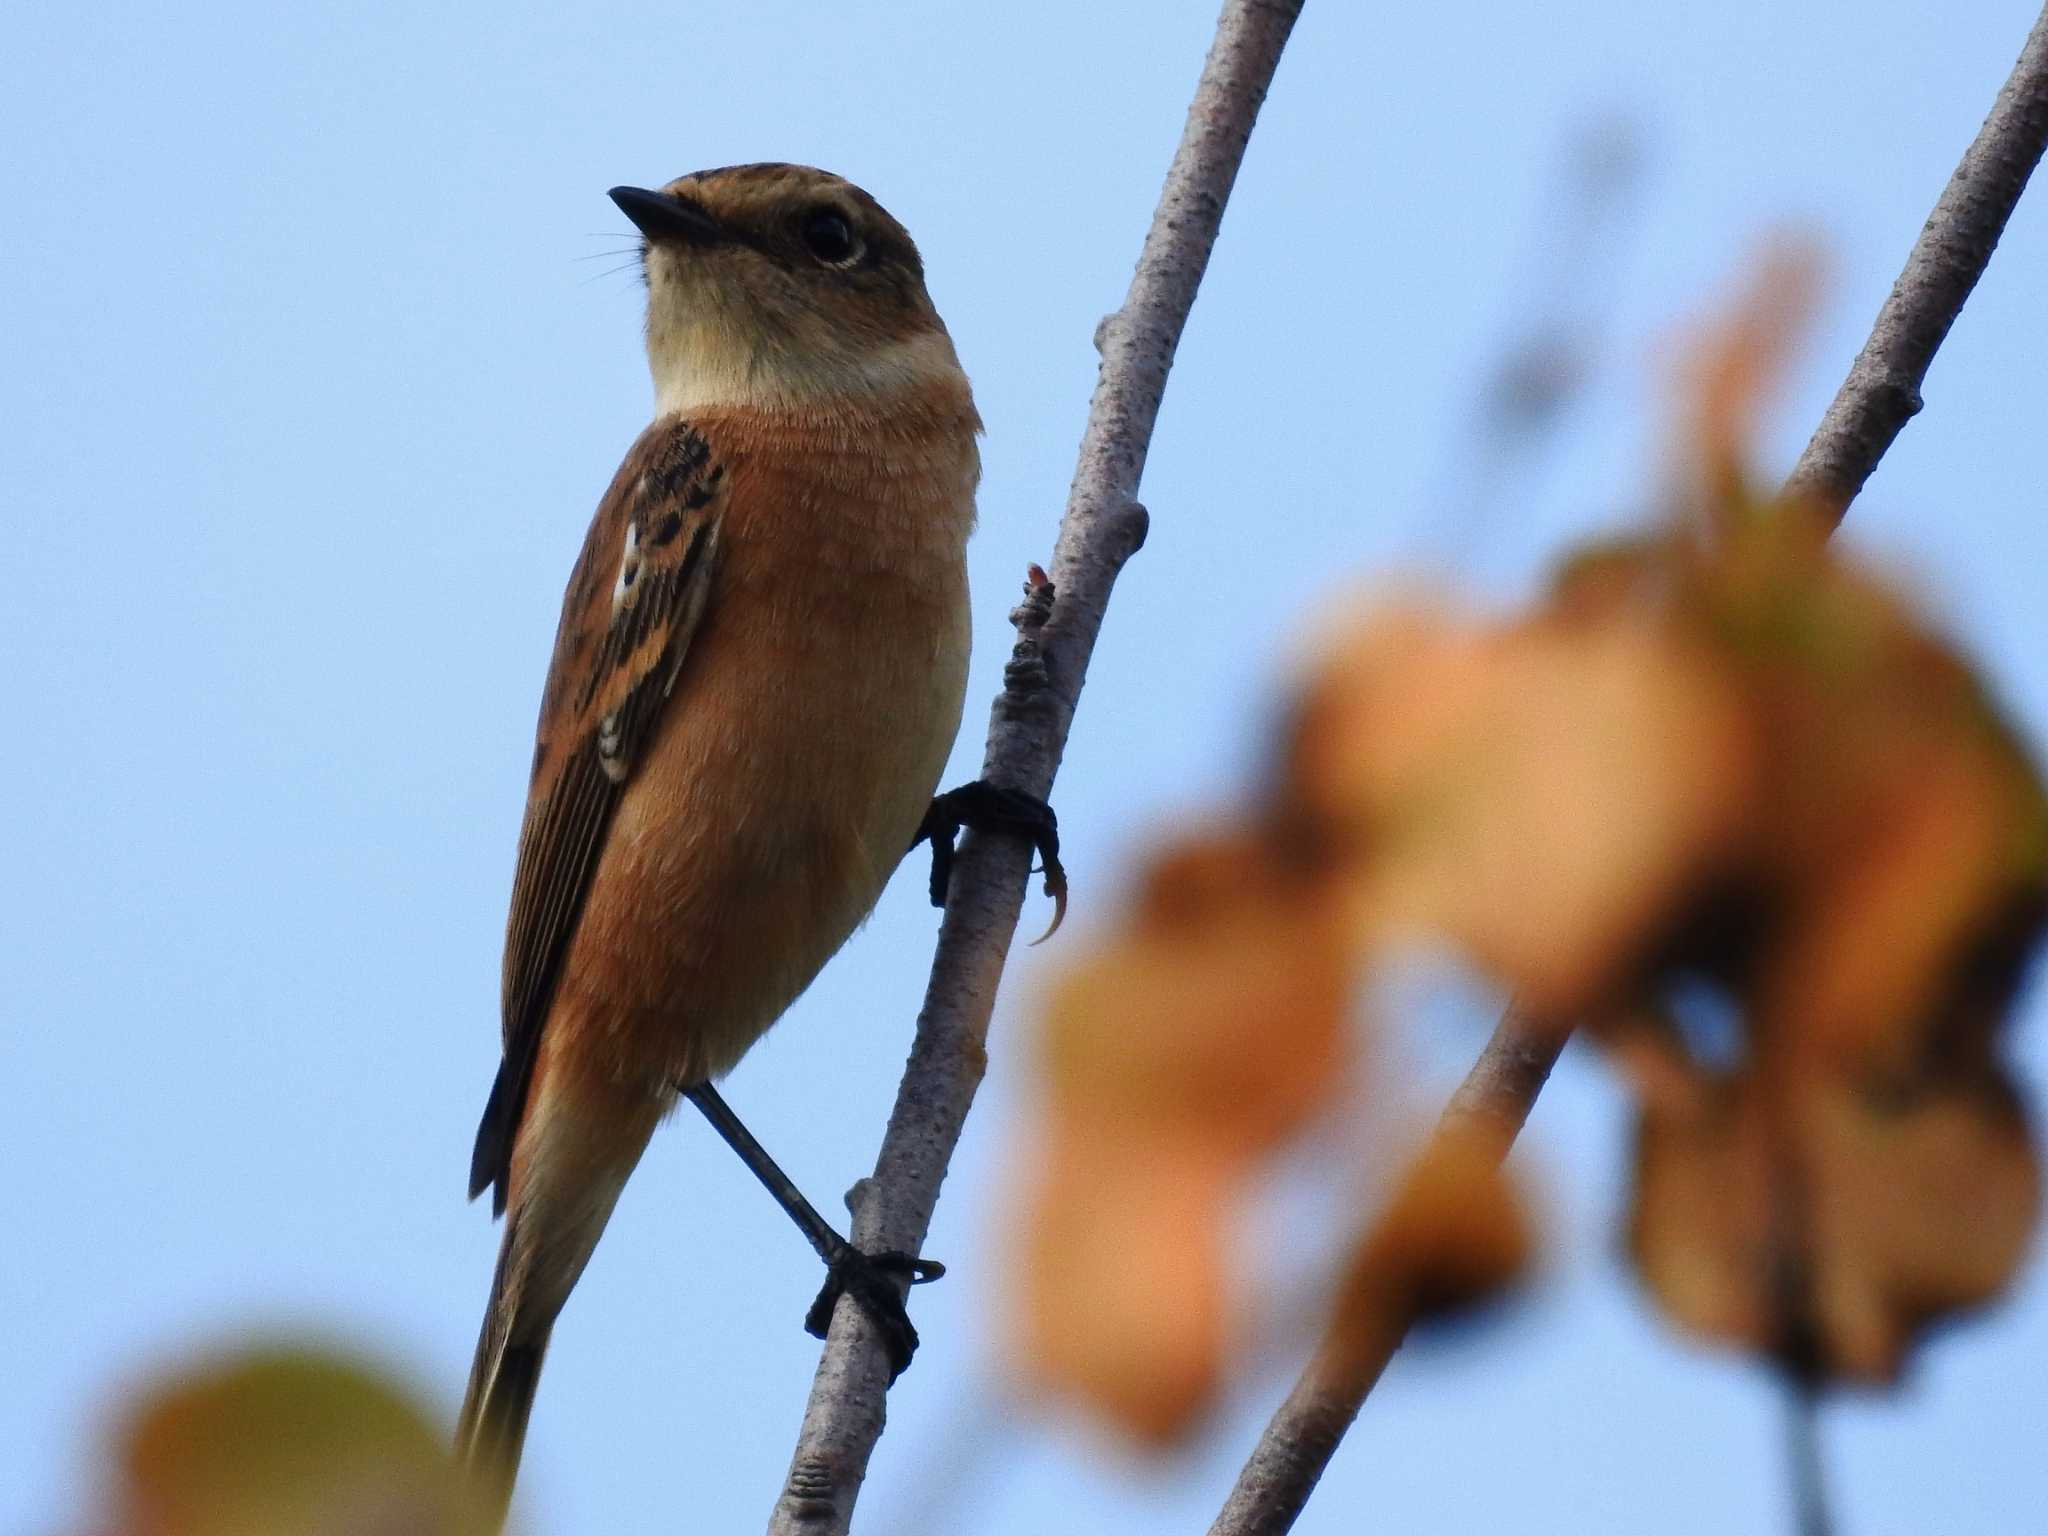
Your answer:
914;780;1067;940
805;1243;946;1383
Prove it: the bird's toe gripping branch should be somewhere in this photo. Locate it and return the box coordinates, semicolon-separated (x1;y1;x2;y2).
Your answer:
914;780;1067;941
805;1244;946;1383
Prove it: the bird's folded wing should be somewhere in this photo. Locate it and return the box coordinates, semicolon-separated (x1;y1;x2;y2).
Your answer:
470;420;726;1212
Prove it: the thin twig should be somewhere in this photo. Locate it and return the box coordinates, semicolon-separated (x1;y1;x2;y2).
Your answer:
1209;9;2048;1530
1785;1379;1835;1536
764;3;1305;1531
1417;115;1646;559
1785;1;2048;524
1206;1007;1566;1536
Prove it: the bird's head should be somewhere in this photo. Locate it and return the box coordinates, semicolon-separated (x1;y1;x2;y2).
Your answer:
609;163;965;417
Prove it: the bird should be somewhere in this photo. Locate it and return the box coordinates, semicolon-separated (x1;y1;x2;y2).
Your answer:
452;163;1056;1522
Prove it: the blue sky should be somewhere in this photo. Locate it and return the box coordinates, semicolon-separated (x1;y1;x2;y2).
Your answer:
5;2;2046;1532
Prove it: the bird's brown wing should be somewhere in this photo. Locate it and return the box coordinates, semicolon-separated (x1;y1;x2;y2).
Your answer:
469;419;727;1213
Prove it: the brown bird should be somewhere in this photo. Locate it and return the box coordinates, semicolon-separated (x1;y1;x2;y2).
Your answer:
454;163;1056;1520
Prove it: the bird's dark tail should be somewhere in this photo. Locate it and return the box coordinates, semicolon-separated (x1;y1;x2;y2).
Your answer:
454;1063;662;1530
456;1218;552;1531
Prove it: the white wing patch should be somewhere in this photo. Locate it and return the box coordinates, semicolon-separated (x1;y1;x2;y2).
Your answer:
610;519;643;620
596;710;629;783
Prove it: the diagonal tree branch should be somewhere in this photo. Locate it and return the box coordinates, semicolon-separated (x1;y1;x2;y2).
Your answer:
1785;1;2048;524
1208;8;2048;1533
764;3;1306;1531
1206;1007;1566;1536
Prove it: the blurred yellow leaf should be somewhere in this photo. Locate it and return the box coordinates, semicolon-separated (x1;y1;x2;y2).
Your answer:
109;1346;490;1536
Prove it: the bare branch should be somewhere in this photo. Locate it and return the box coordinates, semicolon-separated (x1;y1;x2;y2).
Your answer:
1205;1007;1566;1536
1207;13;2048;1533
764;3;1305;1531
1785;2;2048;524
1785;1378;1836;1536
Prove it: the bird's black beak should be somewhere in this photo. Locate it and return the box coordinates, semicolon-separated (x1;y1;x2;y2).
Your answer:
608;185;723;245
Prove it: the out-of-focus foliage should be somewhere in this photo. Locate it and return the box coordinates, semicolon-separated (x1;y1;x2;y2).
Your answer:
1624;1031;2039;1382
1588;519;2048;1378
97;1346;491;1536
1667;241;1827;515
1013;830;1354;1442
1011;249;2045;1441
1573;505;2048;1379
1285;590;1757;1020
1322;1128;1533;1378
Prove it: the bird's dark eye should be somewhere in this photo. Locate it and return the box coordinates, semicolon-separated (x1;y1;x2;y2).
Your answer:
799;207;862;266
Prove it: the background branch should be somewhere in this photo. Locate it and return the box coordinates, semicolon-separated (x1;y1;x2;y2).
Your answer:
1206;1007;1565;1536
1785;1;2048;524
764;3;1306;1531
1786;1379;1836;1536
1209;7;2048;1531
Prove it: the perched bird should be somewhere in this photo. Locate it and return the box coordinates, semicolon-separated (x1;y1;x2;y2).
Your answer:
454;163;1054;1520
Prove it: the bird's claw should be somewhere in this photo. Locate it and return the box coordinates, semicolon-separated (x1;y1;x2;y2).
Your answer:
914;780;1067;941
805;1245;946;1383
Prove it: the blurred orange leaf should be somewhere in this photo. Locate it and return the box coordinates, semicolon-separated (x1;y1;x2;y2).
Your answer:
1327;1126;1534;1376
1018;1134;1236;1443
1627;1054;2039;1383
1706;522;2048;1069
1016;238;2048;1437
1665;236;1826;518
1012;829;1352;1443
1286;597;1756;1020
